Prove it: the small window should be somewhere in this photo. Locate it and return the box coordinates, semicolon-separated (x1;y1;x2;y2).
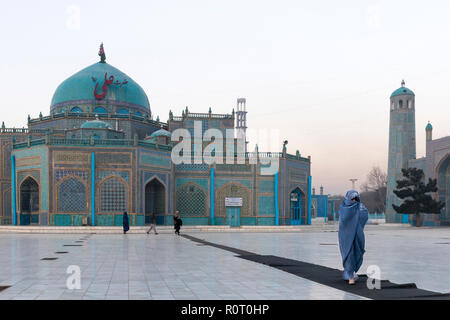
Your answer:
70;107;83;113
398;100;403;108
391;102;395;110
408;100;412;109
94;107;107;114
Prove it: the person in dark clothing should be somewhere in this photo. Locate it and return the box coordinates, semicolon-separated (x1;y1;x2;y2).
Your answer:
146;213;158;235
173;211;182;235
123;211;130;234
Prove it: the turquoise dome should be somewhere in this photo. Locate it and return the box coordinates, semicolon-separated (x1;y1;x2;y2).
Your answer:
81;119;112;130
151;129;171;138
426;122;433;131
391;86;415;98
51;62;150;111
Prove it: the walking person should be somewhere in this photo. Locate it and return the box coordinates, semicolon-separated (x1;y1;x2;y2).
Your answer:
338;190;368;285
173;211;182;236
123;211;130;234
146;213;158;235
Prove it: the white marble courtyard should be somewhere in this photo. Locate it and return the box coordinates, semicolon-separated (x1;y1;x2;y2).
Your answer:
0;225;449;300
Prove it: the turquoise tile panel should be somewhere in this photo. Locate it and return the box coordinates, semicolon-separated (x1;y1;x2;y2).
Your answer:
240;217;256;225
258;196;275;215
97;214;114;226
141;154;171;168
136;215;145;226
179;217;209;225
54;214;72;226
258;179;274;193
114;215;123;226
72;215;83;226
257;217;275;225
214;217;227;225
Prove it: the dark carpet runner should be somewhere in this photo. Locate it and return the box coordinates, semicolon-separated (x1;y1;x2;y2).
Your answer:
182;234;450;300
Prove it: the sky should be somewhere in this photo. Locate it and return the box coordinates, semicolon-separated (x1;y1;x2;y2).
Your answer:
0;0;449;195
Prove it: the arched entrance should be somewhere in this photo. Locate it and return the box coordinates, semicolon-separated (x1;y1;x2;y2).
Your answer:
290;187;306;225
145;179;165;225
20;177;39;225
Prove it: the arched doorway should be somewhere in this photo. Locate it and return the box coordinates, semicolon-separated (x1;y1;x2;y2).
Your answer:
145;179;165;225
290;187;306;225
437;154;450;225
20;177;39;225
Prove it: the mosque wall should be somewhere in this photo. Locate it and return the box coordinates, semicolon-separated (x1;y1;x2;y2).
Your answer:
12;146;49;225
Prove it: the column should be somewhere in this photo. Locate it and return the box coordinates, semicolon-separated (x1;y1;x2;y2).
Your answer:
11;155;17;226
210;167;215;225
91;152;95;226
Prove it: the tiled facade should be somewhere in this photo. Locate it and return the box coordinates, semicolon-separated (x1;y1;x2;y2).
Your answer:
0;51;312;227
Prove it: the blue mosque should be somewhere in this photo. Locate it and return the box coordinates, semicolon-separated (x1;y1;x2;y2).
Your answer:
0;45;312;227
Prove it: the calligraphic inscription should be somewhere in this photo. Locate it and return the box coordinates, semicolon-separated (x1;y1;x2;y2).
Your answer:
16;157;41;167
96;153;131;165
55;152;89;163
289;171;307;183
93;72;128;100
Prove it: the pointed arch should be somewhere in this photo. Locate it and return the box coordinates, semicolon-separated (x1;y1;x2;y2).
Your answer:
56;175;88;213
144;177;167;224
176;182;207;217
19;176;40;213
97;175;129;213
215;181;251;217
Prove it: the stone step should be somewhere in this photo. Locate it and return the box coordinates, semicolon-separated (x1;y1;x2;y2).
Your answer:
0;225;339;234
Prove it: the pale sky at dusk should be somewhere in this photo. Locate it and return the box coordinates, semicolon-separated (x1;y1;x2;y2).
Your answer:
0;0;449;195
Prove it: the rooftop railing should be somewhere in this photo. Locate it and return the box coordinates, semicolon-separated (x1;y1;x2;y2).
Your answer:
28;112;168;129
0;128;66;135
12;138;310;163
171;112;233;121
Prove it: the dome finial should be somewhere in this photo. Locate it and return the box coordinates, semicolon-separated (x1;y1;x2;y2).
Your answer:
99;43;106;63
401;79;405;87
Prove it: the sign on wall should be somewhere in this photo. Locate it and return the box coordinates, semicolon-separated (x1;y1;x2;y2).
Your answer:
225;197;243;207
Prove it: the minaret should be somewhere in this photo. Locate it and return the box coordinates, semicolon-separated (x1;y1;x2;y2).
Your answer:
385;80;416;223
236;98;248;153
426;122;433;142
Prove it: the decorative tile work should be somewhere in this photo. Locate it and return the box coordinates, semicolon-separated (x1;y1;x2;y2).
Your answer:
16;157;41;167
215;182;251;217
96;153;131;164
176;164;210;172
57;177;87;213
258;196;275;215
18;171;40;185
289;170;307;183
141;154;171;168
215;178;251;189
144;172;167;185
99;177;127;213
98;171;130;184
258;179;274;193
216;164;251;172
54;152;90;163
176;178;209;191
3;189;11;218
55;170;88;183
176;183;207;216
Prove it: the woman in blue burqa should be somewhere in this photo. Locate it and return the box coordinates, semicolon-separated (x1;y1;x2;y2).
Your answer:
338;190;368;284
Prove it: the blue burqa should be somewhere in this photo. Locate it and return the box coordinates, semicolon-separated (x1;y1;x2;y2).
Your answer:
338;190;368;280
